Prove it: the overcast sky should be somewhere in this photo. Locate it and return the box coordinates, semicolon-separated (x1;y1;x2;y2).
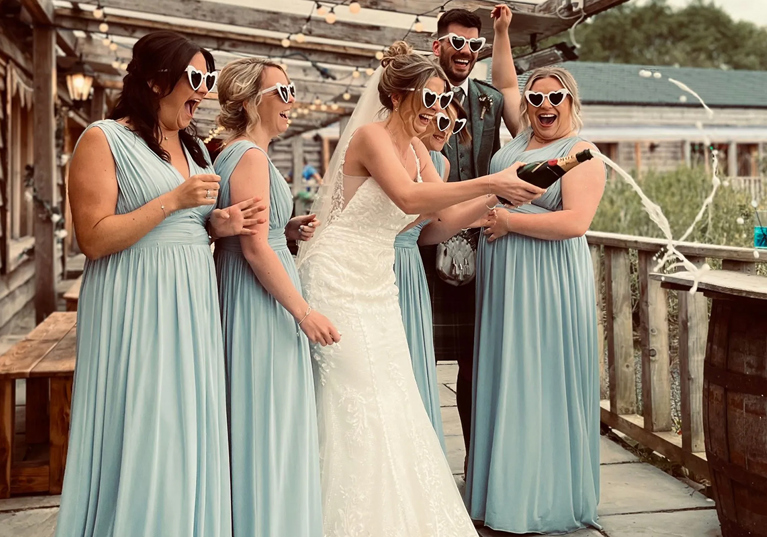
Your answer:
659;0;767;27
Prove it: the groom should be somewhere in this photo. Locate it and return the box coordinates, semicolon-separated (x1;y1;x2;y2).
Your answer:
421;8;505;458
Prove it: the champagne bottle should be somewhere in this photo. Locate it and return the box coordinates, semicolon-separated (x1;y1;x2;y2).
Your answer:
498;149;595;206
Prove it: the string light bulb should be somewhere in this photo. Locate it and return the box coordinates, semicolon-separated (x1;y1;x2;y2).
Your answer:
352;69;360;79
330;103;339;110
98;22;109;33
93;6;104;18
343;92;351;101
111;59;120;69
375;50;384;61
325;8;337;24
109;42;118;51
102;36;111;46
414;16;423;33
295;32;306;43
281;37;291;48
314;97;322;105
365;67;374;76
309;104;317;111
316;3;327;16
349;1;361;13
120;62;128;70
320;104;328;111
437;6;446;20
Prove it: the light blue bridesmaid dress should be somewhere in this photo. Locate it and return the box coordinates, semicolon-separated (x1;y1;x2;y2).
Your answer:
55;120;231;537
465;128;601;534
393;151;447;452
213;141;322;537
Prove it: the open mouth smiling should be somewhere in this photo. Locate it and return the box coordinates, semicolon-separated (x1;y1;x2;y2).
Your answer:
418;112;434;125
538;113;557;127
184;98;201;116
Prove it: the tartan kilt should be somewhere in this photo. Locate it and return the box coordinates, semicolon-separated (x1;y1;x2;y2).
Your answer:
419;241;476;373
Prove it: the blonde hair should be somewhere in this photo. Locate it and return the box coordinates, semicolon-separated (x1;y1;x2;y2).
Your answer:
378;41;448;113
519;67;583;132
217;57;288;141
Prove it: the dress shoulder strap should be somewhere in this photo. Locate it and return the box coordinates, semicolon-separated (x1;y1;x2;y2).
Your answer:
409;144;422;183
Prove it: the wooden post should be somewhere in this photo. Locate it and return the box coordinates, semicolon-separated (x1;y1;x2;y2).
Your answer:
728;141;738;178
604;247;636;415
678;256;708;453
49;377;72;494
634;142;642;177
638;251;672;432
589;244;606;397
33;25;57;323
291;136;303;198
89;85;106;123
0;380;14;499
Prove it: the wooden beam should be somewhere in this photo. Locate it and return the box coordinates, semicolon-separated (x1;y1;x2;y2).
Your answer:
89;0;432;50
56;9;378;68
90;86;106;122
21;0;54;25
340;0;503;16
604;246;636;415
535;0;630;17
33;25;58;322
56;29;79;57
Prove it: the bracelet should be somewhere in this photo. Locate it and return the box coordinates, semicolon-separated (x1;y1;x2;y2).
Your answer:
160;203;168;219
296;306;312;335
485;194;496;210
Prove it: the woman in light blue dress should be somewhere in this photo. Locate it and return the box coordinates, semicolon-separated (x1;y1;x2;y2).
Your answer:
465;21;606;533
214;58;339;537
56;33;262;537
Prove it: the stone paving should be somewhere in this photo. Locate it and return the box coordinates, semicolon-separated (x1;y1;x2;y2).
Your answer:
0;362;722;537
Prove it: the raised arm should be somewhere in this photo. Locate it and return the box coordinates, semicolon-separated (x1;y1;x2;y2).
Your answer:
352;124;543;214
491;4;523;137
231;149;339;346
69;126;220;260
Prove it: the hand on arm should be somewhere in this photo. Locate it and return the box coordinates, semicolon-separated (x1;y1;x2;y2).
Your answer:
208;197;267;241
482;142;606;241
491;4;523;137
69;127;220;260
232;149;340;346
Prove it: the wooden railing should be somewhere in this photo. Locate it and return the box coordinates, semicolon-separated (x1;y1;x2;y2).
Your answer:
729;176;764;202
586;231;762;480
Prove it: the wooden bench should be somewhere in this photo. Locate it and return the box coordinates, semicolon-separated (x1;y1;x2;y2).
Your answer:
63;276;81;311
0;312;76;497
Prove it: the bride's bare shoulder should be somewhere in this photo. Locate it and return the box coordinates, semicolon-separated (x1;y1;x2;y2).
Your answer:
351;122;388;147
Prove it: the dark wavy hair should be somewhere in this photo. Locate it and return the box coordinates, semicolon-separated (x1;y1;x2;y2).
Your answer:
437;9;482;36
109;31;214;168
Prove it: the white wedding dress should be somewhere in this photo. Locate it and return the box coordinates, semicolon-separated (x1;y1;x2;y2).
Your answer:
298;140;477;537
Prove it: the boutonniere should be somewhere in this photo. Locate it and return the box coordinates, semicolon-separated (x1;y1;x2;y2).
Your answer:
478;94;493;120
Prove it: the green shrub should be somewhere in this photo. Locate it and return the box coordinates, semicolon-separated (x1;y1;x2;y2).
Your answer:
592;166;757;248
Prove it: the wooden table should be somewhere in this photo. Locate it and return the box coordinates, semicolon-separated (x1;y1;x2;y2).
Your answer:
655;269;767;537
0;312;76;498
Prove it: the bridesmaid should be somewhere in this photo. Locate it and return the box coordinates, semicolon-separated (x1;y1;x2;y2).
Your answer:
393;102;471;451
57;32;263;537
214;58;340;537
465;8;606;533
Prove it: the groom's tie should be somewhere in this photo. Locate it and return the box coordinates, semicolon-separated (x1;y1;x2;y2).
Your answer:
452;86;465;105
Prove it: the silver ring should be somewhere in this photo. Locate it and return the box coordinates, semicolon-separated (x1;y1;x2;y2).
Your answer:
206;189;211;199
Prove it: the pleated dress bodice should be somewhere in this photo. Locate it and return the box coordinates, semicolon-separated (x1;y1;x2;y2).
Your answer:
213;140;322;537
55;120;231;537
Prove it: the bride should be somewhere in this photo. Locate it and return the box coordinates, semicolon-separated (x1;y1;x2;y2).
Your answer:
296;41;543;535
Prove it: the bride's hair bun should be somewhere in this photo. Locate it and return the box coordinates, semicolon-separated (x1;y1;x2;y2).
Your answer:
378;41;446;111
381;41;413;68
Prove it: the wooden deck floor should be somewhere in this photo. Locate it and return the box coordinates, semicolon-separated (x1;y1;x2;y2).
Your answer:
0;362;722;537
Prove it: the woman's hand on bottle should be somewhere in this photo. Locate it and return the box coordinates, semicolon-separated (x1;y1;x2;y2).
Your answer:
166;173;222;212
493;162;545;207
481;208;510;242
300;310;341;346
209;197;267;239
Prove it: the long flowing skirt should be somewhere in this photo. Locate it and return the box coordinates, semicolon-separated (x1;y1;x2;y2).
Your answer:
55;243;231;537
465;233;601;534
394;244;446;452
215;245;322;537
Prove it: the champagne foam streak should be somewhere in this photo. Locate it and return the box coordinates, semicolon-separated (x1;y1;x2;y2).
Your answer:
668;78;715;118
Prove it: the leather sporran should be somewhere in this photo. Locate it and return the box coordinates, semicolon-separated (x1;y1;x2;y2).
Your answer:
435;228;479;286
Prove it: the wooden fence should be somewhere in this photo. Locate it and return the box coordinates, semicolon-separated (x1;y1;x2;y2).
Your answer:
586;231;763;480
729;176;764;202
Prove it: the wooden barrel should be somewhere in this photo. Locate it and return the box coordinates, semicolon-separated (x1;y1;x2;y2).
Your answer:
703;296;767;537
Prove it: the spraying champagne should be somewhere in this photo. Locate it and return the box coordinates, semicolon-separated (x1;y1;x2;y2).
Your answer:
498;149;595;206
